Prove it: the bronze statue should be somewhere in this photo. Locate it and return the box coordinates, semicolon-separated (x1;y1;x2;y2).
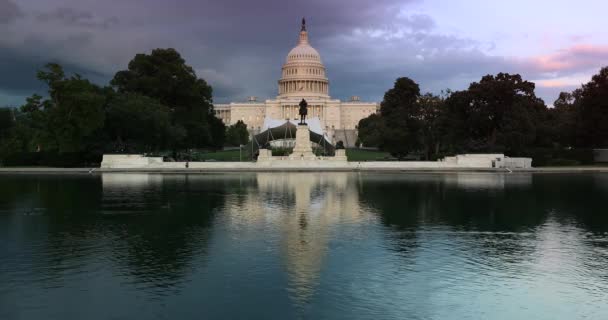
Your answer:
299;99;308;125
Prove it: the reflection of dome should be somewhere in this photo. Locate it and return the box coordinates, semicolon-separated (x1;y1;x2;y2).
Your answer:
278;18;329;98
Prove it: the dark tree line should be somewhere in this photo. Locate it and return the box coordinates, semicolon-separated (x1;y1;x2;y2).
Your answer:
0;48;226;166
225;120;249;147
359;67;608;164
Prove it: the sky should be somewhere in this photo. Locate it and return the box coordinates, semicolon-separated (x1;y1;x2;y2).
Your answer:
1;0;607;106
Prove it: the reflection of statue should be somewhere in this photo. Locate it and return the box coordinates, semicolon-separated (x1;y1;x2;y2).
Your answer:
299;99;308;125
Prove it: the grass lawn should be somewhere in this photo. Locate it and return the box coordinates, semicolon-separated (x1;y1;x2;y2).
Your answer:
190;148;391;162
192;149;245;161
346;148;392;161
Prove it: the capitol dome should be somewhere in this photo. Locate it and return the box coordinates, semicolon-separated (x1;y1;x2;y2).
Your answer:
278;18;329;98
286;33;322;62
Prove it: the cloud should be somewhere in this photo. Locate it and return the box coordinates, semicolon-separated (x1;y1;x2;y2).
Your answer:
0;0;22;24
196;68;245;102
0;0;606;107
522;44;608;74
36;7;119;29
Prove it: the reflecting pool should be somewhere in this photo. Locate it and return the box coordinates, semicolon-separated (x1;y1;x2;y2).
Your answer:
1;173;607;319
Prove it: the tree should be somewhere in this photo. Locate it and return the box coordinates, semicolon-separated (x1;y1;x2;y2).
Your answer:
445;73;546;154
22;64;106;153
357;114;385;148
111;48;224;149
105;93;172;153
379;77;422;159
572;67;608;148
208;116;226;149
225;120;249;146
0;108;18;162
0;108;15;140
418;93;447;160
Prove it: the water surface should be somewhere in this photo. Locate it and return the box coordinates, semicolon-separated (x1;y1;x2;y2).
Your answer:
1;172;607;319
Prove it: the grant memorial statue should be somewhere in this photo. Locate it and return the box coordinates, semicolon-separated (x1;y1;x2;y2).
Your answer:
299;99;308;125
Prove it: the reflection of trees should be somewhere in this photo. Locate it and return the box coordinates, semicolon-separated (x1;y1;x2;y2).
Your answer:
0;174;230;295
358;173;543;268
358;172;608;284
359;173;544;231
101;174;234;292
0;174;105;287
532;173;608;234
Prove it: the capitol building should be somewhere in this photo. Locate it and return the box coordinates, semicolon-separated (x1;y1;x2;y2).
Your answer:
214;19;379;146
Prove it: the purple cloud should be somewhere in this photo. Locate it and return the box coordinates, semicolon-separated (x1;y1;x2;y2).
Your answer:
0;0;22;24
0;0;606;107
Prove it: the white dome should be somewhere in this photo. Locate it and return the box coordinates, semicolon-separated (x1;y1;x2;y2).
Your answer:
278;19;330;98
287;43;321;62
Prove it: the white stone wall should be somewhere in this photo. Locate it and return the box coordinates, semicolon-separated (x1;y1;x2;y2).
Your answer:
594;149;608;163
442;154;532;169
101;155;163;168
101;153;533;170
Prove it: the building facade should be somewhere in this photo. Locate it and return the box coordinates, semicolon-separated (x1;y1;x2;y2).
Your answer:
214;19;379;146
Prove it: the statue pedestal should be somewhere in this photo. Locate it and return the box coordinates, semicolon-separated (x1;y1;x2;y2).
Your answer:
288;124;317;161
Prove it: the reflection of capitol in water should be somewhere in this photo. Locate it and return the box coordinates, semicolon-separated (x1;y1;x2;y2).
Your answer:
6;171;607;319
101;172;373;304
99;172;534;304
227;172;371;305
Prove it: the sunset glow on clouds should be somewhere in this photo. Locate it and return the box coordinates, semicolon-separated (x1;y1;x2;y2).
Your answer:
528;44;608;74
0;0;606;106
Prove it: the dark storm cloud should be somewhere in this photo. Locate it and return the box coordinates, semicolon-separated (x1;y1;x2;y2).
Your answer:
0;0;605;106
36;7;119;29
0;45;116;106
0;0;22;24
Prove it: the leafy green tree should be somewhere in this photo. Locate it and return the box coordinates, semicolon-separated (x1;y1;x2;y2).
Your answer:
0;108;15;140
379;77;422;158
20;64;106;153
357;113;385;148
418;93;447;160
551;92;578;147
111;48;224;149
16;94;53;152
225;120;249;146
105;93;172;153
445;73;546;154
572;67;608;148
0;108;18;162
209;116;226;149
